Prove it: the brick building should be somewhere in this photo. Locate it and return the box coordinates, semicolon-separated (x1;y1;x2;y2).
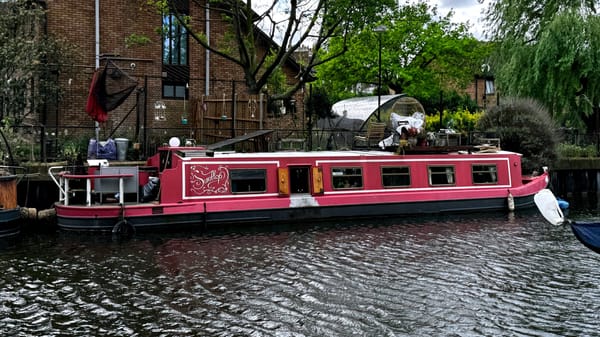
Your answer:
466;75;498;110
42;0;307;157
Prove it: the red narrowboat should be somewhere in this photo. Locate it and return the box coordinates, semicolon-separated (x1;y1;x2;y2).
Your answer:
49;145;549;233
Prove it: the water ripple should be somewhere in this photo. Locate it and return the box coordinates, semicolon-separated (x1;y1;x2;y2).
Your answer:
1;213;600;336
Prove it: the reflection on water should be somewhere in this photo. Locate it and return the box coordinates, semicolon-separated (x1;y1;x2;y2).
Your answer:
1;210;600;336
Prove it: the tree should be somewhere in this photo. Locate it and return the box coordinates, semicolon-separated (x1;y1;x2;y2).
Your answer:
483;1;600;132
0;0;74;125
147;0;395;100
483;0;597;41
314;2;488;103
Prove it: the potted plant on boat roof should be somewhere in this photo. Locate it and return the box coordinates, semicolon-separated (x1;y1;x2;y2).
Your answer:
406;127;419;137
405;127;420;146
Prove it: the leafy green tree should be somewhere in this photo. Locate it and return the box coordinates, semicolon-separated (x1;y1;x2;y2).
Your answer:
0;0;74;125
483;1;600;132
305;86;333;119
147;0;395;99
315;2;488;104
418;91;479;118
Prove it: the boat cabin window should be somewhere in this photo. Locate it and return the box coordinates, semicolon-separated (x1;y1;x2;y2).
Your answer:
230;169;266;193
381;166;411;188
428;166;455;186
472;165;498;184
331;167;363;189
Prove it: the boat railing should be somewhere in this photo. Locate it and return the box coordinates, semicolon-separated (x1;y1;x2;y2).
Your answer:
48;166;134;206
48;166;65;203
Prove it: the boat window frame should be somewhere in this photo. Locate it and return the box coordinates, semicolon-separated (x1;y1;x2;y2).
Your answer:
331;167;363;190
381;166;411;188
471;164;498;185
229;168;267;194
428;165;456;186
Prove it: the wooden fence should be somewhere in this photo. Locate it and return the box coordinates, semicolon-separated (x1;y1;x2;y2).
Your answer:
190;94;268;148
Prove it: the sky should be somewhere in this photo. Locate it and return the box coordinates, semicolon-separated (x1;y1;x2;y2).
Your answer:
431;0;489;39
253;0;491;43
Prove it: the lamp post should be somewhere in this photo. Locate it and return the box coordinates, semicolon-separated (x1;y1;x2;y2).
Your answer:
374;25;387;122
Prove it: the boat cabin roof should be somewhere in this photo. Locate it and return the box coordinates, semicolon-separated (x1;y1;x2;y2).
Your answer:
172;148;517;160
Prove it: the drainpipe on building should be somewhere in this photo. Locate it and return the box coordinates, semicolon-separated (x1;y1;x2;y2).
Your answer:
94;0;100;141
205;4;210;96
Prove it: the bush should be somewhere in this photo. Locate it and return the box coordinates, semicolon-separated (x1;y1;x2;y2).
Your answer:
476;97;561;174
58;139;84;163
426;108;483;134
0;118;37;165
556;143;597;158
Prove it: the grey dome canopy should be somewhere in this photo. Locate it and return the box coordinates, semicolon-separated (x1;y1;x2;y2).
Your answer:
332;94;402;122
320;94;425;132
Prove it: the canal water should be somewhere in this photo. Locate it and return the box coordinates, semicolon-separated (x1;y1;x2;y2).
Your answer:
1;208;600;336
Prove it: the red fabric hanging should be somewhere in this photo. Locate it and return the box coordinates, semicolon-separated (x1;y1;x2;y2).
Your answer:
85;62;137;122
85;67;108;122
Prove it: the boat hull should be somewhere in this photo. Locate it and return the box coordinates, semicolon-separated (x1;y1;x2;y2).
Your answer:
0;208;21;237
55;193;538;232
570;222;600;254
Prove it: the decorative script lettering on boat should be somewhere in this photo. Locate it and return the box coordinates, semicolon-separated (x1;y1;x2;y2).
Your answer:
187;165;229;196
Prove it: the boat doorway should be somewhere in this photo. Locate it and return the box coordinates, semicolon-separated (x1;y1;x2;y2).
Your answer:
289;166;310;194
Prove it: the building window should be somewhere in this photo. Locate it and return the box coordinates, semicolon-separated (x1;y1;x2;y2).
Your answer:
382;166;410;188
428;166;455;186
485;79;495;95
162;14;188;65
162;83;187;99
230;169;266;193
472;165;498;184
162;11;189;99
332;167;363;189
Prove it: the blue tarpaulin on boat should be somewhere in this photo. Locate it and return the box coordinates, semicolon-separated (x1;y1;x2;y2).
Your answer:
570;221;600;254
87;138;117;160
